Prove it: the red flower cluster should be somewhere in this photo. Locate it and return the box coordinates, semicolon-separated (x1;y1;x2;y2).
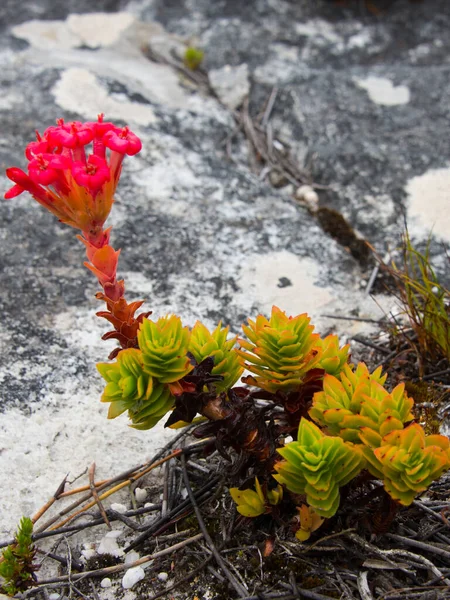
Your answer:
5;115;141;245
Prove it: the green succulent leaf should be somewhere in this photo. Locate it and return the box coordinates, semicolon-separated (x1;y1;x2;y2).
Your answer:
138;315;193;384
229;477;283;517
0;517;35;596
274;419;364;518
97;348;175;430
189;321;243;392
183;47;204;70
372;424;450;505
315;334;350;376
237;306;322;393
309;363;412;445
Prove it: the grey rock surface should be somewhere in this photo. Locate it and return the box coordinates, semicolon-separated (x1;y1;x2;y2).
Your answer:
143;0;450;253
0;0;448;548
209;63;250;109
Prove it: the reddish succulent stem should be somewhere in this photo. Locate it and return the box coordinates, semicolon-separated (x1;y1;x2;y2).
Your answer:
79;228;151;359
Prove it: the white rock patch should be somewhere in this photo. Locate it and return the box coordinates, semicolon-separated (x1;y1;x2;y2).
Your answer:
347;30;372;49
295;19;342;45
355;76;410;106
234;251;333;320
406;166;450;243
0;377;175;537
11;20;81;50
52;68;156;126
66;13;136;48
209;64;250;110
12;13;135;50
12;13;210;113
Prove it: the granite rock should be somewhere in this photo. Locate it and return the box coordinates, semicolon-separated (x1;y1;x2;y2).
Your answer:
0;0;448;547
209;63;250;109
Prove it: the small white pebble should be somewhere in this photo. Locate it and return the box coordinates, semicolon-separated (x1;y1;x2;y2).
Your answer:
49;594;61;600
122;566;145;589
101;578;112;588
134;487;148;503
284;184;295;196
110;502;127;514
295;184;314;200
284;436;293;444
125;550;140;564
273;140;284;151
295;185;319;210
157;572;169;582
81;548;96;561
303;189;319;206
98;530;124;557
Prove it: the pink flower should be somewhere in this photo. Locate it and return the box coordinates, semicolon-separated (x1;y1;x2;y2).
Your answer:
46;120;94;149
28;153;69;186
4;184;24;199
4;116;142;239
4;167;54;209
103;127;142;155
72;155;110;191
25;134;53;160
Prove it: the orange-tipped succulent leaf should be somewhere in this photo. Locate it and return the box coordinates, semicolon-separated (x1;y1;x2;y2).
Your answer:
315;334;350;376
373;424;450;505
309;363;413;444
237;306;322;393
295;504;325;541
84;245;121;287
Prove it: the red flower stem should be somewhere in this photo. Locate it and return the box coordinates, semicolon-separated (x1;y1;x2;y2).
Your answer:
78;228;151;359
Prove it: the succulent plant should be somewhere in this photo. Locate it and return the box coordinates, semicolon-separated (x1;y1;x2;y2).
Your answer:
0;517;36;596
274;419;364;518
368;424;450;505
237;306;322;393
315;334;350;376
189;321;243;392
183;47;205;70
309;363;413;444
138;315;193;384
97;348;175;429
229;477;283;517
295;504;325;542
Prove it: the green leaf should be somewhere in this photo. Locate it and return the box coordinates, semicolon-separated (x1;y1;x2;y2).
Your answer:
275;419;364;518
138;315;193;384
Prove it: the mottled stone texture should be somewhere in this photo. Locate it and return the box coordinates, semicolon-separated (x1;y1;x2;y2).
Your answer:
136;0;450;249
0;0;127;30
0;0;448;535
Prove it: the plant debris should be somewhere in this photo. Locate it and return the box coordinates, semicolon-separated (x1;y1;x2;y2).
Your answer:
1;419;448;600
